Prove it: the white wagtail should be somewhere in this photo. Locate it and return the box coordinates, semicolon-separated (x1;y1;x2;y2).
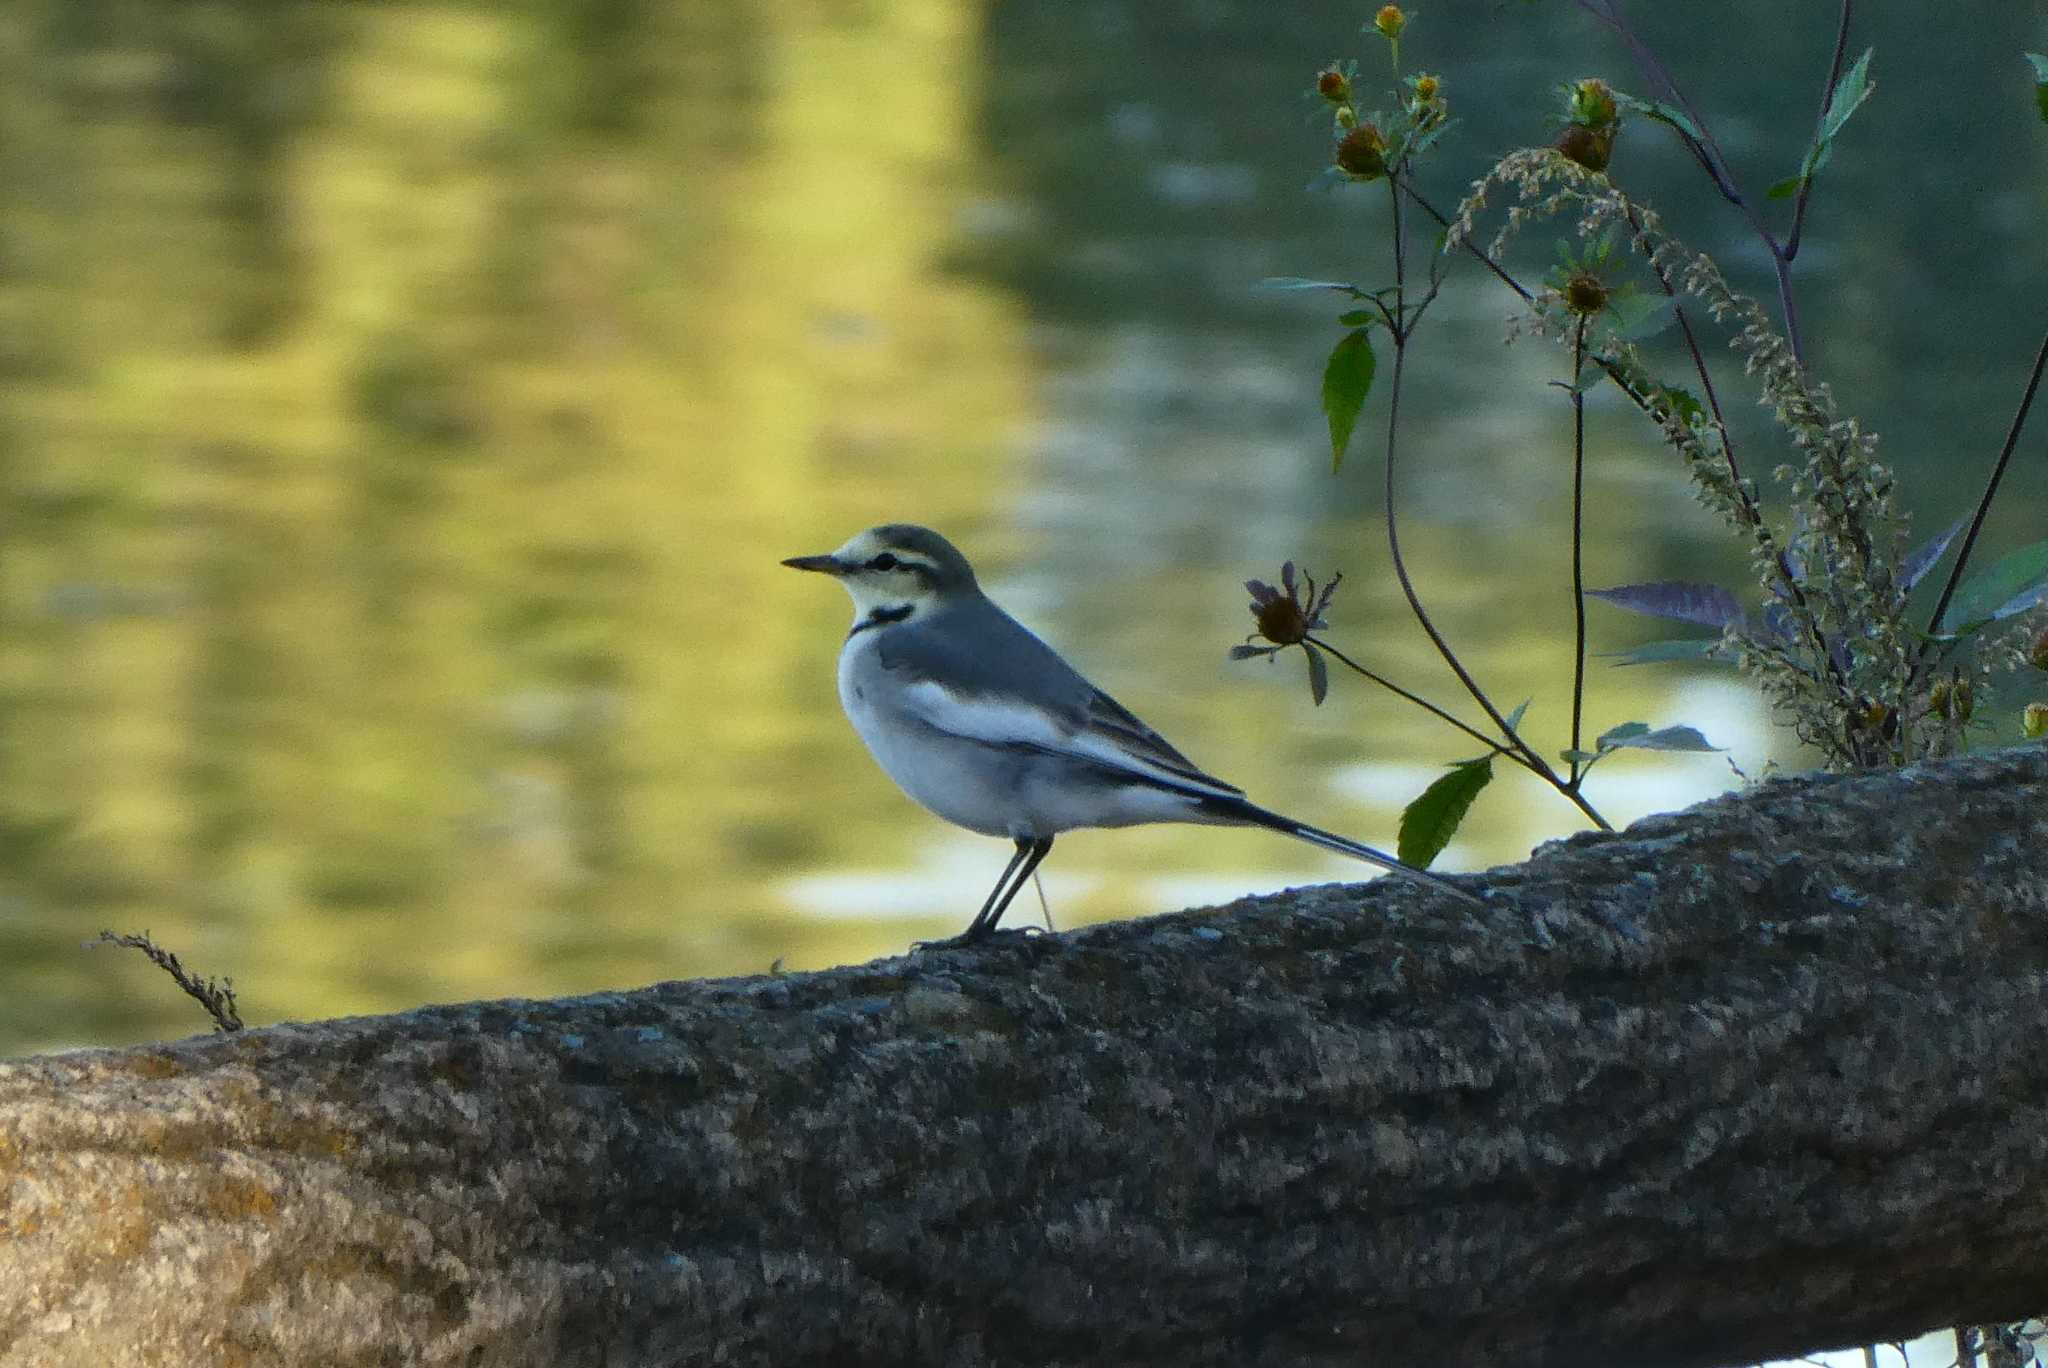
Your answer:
784;524;1482;941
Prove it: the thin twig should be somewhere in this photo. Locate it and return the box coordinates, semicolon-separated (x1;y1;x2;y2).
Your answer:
89;930;243;1033
1379;176;1612;832
1785;0;1856;260
1923;327;2048;638
1569;314;1590;784
1305;635;1518;763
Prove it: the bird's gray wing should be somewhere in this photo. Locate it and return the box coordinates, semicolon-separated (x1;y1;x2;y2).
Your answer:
876;599;1243;796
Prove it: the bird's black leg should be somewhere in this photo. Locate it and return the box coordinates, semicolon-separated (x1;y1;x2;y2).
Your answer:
918;836;1054;949
970;836;1053;939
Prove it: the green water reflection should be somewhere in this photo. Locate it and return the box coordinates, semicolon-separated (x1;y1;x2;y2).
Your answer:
1;0;2041;1055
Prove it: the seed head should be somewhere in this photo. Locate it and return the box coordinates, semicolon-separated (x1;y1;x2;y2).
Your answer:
1562;271;1609;315
1335;123;1388;179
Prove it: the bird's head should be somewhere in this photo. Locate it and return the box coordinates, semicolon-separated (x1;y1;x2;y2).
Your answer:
782;524;979;625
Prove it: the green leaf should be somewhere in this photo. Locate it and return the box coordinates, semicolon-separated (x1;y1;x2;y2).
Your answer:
1766;176;1803;200
1939;538;2048;630
1322;328;1377;471
1600;637;1724;666
2027;53;2048;124
1337;309;1375;326
1594;721;1649;749
1607;294;1677;342
1260;276;1364;295
1603;723;1722;753
1818;48;1876;145
1560;748;1602;765
1398;758;1494;870
1303;642;1330;705
1614;93;1701;141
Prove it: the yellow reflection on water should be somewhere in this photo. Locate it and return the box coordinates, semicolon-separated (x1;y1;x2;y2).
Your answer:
0;0;1772;1057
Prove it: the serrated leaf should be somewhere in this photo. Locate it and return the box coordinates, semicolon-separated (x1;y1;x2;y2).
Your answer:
1322;328;1377;471
1302;642;1330;705
1260;276;1363;294
1595;721;1652;749
1901;514;1968;592
1818;48;1876;145
1397;758;1494;870
1585;581;1744;630
1603;723;1722;753
1767;176;1803;200
1599;637;1723;666
1939;539;2048;630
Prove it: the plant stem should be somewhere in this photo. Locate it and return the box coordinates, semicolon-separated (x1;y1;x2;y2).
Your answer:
1923;327;2048;639
1305;636;1516;763
1569;314;1590;785
1785;0;1856;260
1379;176;1612;833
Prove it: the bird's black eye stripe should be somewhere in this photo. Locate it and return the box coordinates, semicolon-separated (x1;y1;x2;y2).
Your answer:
869;553;899;571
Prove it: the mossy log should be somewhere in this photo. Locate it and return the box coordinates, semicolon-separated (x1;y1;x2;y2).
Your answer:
2;747;2045;1367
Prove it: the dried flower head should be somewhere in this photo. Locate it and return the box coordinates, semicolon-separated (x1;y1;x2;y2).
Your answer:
1561;271;1609;315
1335;123;1388;179
1232;562;1344;705
1554;123;1616;173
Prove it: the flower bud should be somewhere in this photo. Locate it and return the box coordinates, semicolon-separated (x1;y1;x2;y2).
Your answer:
1555;123;1616;172
1374;5;1407;39
1335;123;1388;179
2025;702;2048;740
1413;73;1440;102
1317;67;1351;105
1562;271;1609;315
1570;78;1618;128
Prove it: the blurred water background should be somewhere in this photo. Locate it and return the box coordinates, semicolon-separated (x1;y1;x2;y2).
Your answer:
1;0;2043;1056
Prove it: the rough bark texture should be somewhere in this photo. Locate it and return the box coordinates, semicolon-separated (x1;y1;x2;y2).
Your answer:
2;747;2046;1368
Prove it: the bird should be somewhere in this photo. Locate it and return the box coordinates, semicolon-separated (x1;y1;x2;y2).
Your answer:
783;523;1483;942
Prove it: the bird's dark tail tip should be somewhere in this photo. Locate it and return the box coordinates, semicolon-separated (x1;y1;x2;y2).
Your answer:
1204;796;1485;907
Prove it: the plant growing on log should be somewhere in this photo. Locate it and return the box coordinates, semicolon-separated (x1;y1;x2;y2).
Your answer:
1239;1;2048;874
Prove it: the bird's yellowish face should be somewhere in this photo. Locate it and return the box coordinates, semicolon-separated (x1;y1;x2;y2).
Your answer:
782;527;952;621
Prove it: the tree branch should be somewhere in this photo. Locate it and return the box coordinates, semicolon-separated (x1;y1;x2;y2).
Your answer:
3;746;2047;1368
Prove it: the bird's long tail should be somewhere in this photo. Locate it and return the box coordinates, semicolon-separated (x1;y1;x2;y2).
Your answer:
1210;797;1485;906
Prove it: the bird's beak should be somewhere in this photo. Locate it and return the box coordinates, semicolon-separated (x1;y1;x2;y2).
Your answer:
781;553;847;575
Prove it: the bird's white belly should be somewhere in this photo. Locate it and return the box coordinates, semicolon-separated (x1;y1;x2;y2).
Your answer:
837;641;1198;839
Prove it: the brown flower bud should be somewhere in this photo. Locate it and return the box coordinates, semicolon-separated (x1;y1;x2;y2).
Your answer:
1335;123;1388;179
1562;271;1609;315
1554;123;1616;172
1317;68;1351;104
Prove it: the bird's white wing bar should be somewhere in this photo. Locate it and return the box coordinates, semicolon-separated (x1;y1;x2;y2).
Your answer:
896;681;1242;798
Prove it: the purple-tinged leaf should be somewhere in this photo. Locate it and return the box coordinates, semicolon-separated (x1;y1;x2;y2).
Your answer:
1901;515;1967;593
1303;643;1330;705
1990;580;2048;622
1585;581;1744;631
1229;644;1278;661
